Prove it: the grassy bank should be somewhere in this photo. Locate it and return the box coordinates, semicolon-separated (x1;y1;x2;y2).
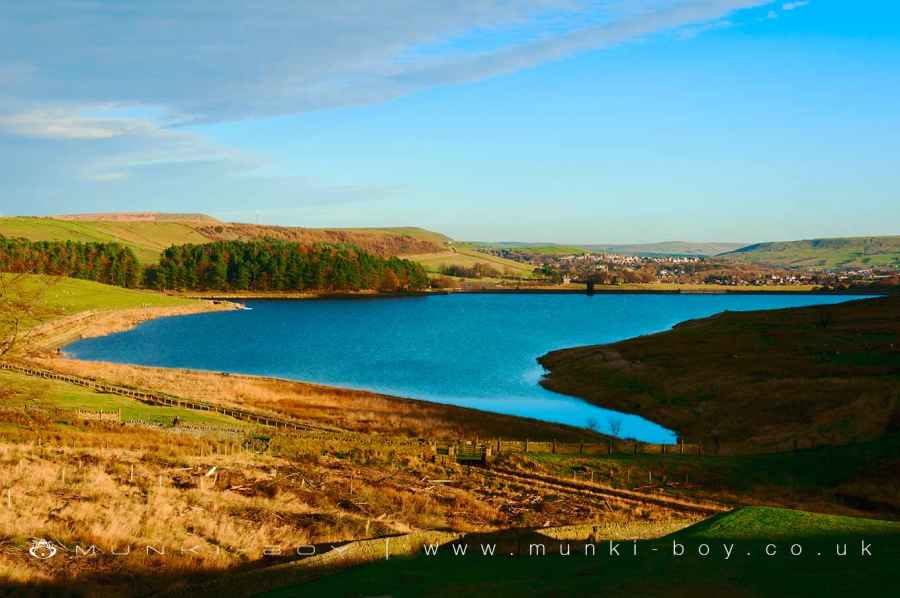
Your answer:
36;357;607;443
0;369;244;427
259;507;900;598
540;295;900;450
17;274;194;315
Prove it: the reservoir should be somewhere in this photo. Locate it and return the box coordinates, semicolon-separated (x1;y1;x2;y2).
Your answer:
66;293;868;443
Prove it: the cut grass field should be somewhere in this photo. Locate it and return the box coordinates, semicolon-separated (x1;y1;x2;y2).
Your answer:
540;295;900;450
260;506;900;598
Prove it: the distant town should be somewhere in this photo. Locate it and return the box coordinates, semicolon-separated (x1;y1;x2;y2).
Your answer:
469;246;899;291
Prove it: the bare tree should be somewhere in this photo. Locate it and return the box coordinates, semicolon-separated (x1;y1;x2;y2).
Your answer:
0;272;58;359
586;418;599;433
606;417;623;438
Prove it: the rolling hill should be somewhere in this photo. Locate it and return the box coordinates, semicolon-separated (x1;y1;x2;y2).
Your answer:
720;236;900;270
469;240;745;257
0;214;450;263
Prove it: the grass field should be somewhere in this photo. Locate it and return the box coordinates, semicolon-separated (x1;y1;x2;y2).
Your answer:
24;275;195;314
721;235;900;270
0;215;452;263
407;247;535;277
0;370;243;427
540;295;900;450
0;217;210;263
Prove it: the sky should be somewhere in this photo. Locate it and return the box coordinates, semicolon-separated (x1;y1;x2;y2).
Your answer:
0;0;898;244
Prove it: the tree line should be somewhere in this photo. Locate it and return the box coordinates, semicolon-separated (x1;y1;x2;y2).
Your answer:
0;238;141;287
146;240;429;292
0;237;430;292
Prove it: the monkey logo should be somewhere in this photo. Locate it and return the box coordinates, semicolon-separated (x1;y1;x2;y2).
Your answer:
28;539;58;560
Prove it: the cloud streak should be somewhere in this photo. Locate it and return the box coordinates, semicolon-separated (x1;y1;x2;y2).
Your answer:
0;0;775;216
2;1;773;127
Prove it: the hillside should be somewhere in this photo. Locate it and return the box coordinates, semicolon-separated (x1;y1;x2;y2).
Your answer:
407;246;535;277
0;214;449;264
470;240;745;256
539;296;900;450
720;236;900;270
585;241;746;256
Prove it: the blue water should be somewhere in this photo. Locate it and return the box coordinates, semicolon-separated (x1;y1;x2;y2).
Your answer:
66;293;869;443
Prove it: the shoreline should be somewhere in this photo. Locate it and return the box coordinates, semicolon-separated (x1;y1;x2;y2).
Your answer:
30;299;243;352
27;298;609;442
179;287;888;301
40;289;877;444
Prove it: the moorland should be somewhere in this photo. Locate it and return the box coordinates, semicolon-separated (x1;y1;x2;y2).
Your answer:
0;213;899;596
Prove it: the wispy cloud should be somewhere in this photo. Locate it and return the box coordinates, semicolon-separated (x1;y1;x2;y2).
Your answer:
1;1;773;127
0;107;153;140
782;1;809;11
0;0;775;214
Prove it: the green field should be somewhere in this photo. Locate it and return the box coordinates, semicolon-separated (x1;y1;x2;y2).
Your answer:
0;370;243;427
407;247;535;277
0;216;456;264
720;236;900;270
263;507;900;597
15;274;195;316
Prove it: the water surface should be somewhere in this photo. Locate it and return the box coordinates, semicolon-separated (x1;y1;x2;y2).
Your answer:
67;293;868;442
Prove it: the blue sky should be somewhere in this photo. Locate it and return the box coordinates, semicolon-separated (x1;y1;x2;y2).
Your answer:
0;1;897;243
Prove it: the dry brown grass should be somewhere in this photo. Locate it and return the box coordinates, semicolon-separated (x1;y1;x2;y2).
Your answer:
33;356;606;443
0;407;689;596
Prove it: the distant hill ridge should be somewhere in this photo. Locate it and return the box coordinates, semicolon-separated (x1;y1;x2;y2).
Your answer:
0;213;449;263
470;240;745;257
51;212;221;224
720;235;900;270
